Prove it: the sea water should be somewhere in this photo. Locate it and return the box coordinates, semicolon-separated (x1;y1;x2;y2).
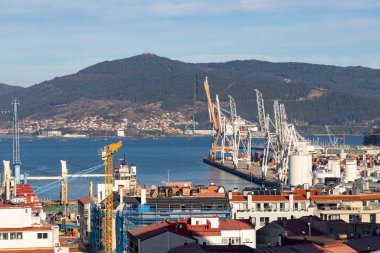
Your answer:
0;135;365;200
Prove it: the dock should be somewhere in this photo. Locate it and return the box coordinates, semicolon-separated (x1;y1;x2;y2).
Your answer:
203;158;280;188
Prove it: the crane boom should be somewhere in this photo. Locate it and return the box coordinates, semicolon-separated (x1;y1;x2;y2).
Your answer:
100;141;122;253
203;77;221;159
204;77;219;130
255;89;266;133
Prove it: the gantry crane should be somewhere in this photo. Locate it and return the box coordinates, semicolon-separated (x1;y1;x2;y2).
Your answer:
204;77;257;167
100;141;122;253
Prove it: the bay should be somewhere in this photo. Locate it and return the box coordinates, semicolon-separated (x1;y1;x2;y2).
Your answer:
0;135;365;200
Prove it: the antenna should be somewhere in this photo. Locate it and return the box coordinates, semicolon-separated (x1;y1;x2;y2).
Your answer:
12;98;21;183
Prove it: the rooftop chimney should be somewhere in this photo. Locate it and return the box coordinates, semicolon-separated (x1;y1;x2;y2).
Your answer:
289;192;294;210
306;190;311;200
247;193;253;209
141;188;146;205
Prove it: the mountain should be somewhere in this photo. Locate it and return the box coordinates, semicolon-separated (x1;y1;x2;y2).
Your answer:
0;83;24;95
1;53;380;130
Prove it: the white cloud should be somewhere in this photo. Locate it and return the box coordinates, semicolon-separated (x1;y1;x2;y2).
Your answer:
2;0;380;18
1;0;380;85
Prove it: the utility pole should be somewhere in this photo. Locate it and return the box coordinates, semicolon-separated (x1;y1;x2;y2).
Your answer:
12;99;21;184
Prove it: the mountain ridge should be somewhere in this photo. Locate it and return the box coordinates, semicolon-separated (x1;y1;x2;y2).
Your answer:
1;54;380;130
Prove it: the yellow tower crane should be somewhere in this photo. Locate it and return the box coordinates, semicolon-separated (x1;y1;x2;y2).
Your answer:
100;141;122;253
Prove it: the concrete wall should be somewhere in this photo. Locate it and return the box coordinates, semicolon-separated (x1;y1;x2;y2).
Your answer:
256;223;285;248
140;231;195;253
0;228;58;249
78;201;91;251
0;207;32;228
233;206;314;229
190;217;219;228
221;229;256;248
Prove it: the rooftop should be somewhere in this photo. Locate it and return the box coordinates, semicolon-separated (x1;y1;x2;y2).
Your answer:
0;226;55;232
129;217;255;241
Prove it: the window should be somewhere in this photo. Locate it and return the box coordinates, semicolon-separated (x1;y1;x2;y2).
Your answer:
2;233;8;240
37;233;48;239
250;217;256;226
231;237;241;245
349;215;361;223
370;214;376;223
280;203;285;210
260;217;269;226
10;233;16;240
330;214;340;220
8;232;23;240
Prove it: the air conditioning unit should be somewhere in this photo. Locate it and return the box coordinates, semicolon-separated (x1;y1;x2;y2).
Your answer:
55;243;60;247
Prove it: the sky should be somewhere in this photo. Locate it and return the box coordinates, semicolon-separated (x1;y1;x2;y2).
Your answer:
1;0;380;87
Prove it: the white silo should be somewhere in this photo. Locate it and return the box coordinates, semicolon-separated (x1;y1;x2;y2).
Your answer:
344;158;357;183
288;153;313;186
328;157;341;178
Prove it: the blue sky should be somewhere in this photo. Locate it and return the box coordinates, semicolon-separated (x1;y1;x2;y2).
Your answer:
1;0;380;87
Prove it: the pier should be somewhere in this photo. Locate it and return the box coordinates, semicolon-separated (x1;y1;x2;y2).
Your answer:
203;158;280;188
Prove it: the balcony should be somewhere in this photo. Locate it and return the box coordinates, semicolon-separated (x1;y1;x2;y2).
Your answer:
318;205;380;214
236;208;310;213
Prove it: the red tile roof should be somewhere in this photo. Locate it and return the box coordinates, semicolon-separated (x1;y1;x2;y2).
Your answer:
230;195;247;201
255;243;323;253
129;217;255;241
0;249;55;253
128;220;172;240
314;243;356;253
78;196;92;205
0;226;54;232
218;219;255;230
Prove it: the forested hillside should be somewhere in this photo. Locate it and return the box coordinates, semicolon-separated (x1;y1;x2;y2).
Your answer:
1;53;380;129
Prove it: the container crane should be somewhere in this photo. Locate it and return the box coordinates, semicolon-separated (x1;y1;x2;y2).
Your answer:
100;141;122;253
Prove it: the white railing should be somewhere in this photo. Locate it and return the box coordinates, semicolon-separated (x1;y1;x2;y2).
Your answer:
236;208;310;213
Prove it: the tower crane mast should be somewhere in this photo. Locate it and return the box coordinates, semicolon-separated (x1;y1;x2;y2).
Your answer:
12;99;21;183
100;141;122;253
